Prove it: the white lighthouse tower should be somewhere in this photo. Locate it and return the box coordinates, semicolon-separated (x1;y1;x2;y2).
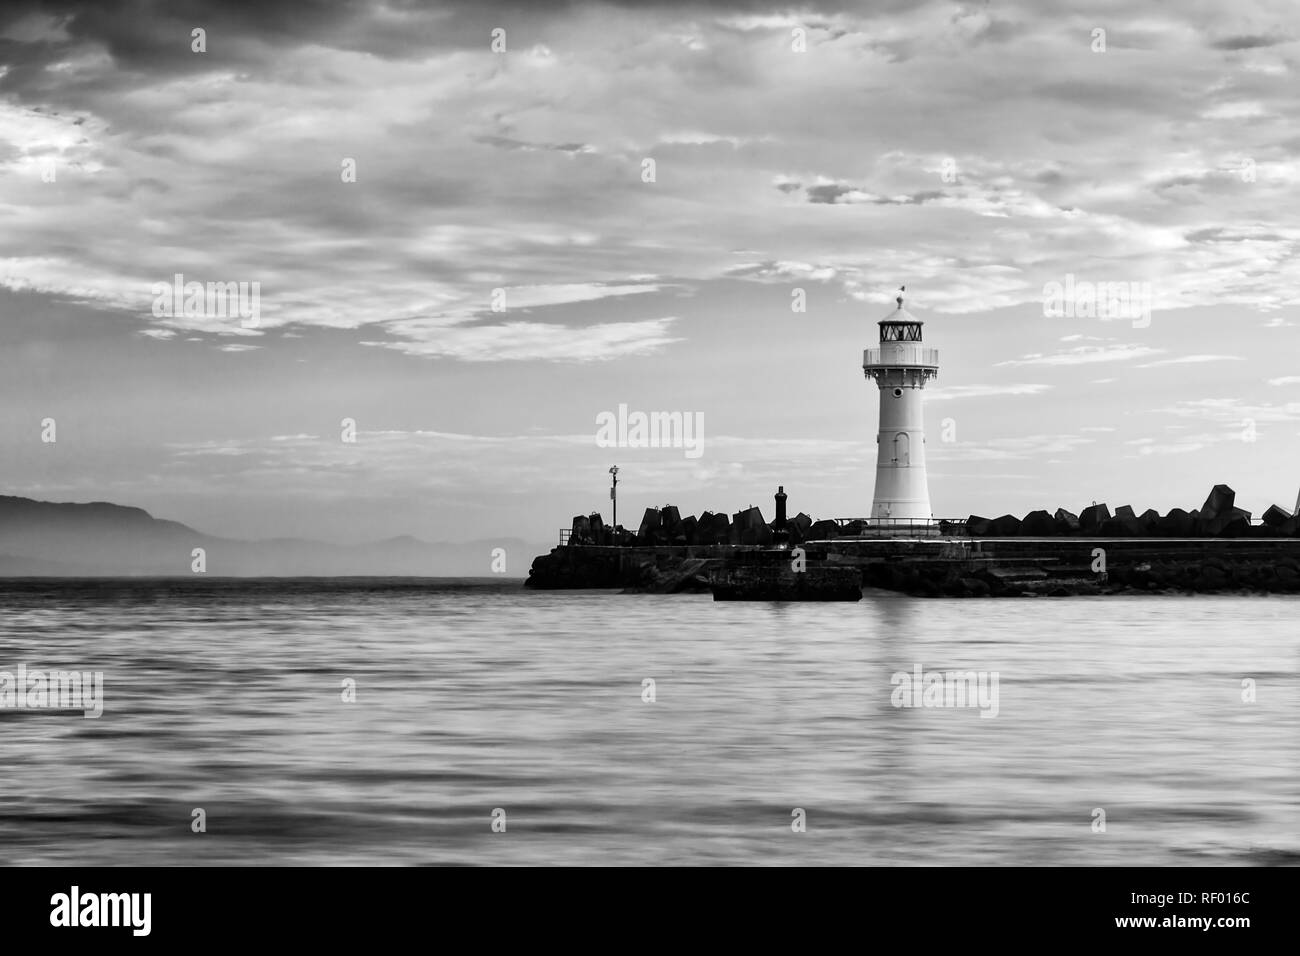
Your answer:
863;288;939;523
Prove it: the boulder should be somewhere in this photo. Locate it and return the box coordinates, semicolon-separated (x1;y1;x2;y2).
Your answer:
660;505;682;537
732;506;770;545
1200;484;1235;521
1100;514;1144;536
679;514;698;545
1262;504;1291;527
1203;507;1250;538
637;507;661;542
708;511;733;544
841;519;868;536
570;514;592;544
966;515;992;536
1155;507;1193;535
808;519;839;540
1079;503;1111;533
779;512;811;545
1139;509;1161;532
1020;509;1056;535
1114;504;1137;520
1054;508;1081;533
988;514;1022;536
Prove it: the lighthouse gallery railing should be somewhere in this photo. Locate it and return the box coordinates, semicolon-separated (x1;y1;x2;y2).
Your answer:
863;346;940;367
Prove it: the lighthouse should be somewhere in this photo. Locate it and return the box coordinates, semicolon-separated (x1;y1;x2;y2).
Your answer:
863;288;939;523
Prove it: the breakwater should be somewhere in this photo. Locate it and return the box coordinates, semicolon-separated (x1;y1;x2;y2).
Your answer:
527;483;1300;596
525;536;1300;596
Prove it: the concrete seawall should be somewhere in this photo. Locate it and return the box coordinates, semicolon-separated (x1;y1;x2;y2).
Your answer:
526;537;1300;596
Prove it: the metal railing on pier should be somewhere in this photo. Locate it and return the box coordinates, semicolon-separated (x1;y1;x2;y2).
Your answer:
828;517;969;536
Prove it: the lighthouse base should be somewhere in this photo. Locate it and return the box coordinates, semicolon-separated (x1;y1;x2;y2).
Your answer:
870;501;933;523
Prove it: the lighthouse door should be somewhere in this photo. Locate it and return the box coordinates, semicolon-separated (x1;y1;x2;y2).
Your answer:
894;432;910;466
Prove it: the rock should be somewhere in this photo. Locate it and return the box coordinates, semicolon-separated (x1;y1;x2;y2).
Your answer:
1262;504;1291;527
1139;509;1161;532
637;507;661;543
1155;507;1194;536
660;505;682;539
1200;484;1235;521
1020;509;1056;535
790;512;813;544
680;514;698;544
566;515;592;546
732;506;771;545
1278;516;1300;537
1202;507;1250;538
988;514;1022;536
1054;508;1081;533
1194;565;1230;590
966;515;992;536
807;519;839;540
841;519;868;536
1079;503;1111;533
1100;513;1145;536
1114;504;1137;520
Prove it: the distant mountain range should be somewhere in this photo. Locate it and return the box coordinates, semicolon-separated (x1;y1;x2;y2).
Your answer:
0;496;542;577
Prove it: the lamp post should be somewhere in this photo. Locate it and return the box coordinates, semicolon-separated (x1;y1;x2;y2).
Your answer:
609;465;619;531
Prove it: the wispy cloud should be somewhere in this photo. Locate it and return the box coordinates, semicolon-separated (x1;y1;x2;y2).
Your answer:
927;384;1052;402
997;345;1163;367
1135;354;1243;368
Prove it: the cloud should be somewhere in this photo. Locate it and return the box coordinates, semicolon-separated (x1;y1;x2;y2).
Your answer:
997;344;1164;367
0;0;1297;362
926;384;1052;402
1135;354;1244;368
1209;34;1290;50
364;316;682;362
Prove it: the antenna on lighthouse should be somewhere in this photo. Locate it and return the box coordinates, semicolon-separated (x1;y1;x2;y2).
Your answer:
897;285;905;308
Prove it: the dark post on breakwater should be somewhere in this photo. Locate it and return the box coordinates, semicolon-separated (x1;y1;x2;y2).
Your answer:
528;482;1300;597
772;485;789;547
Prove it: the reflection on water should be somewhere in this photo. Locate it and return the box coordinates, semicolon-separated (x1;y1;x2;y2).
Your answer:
0;578;1297;865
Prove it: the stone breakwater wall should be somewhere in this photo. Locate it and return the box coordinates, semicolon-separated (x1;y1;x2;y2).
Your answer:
964;483;1299;539
814;537;1300;597
563;485;1300;549
525;537;1300;596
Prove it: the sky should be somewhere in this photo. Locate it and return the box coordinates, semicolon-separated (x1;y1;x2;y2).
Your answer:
2;0;1299;546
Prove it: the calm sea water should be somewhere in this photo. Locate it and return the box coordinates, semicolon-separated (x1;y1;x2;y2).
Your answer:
0;578;1296;866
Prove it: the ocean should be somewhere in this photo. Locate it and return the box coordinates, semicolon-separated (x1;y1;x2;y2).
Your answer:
1;578;1296;866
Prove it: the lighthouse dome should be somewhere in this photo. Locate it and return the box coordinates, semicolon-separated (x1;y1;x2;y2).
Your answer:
878;302;923;342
